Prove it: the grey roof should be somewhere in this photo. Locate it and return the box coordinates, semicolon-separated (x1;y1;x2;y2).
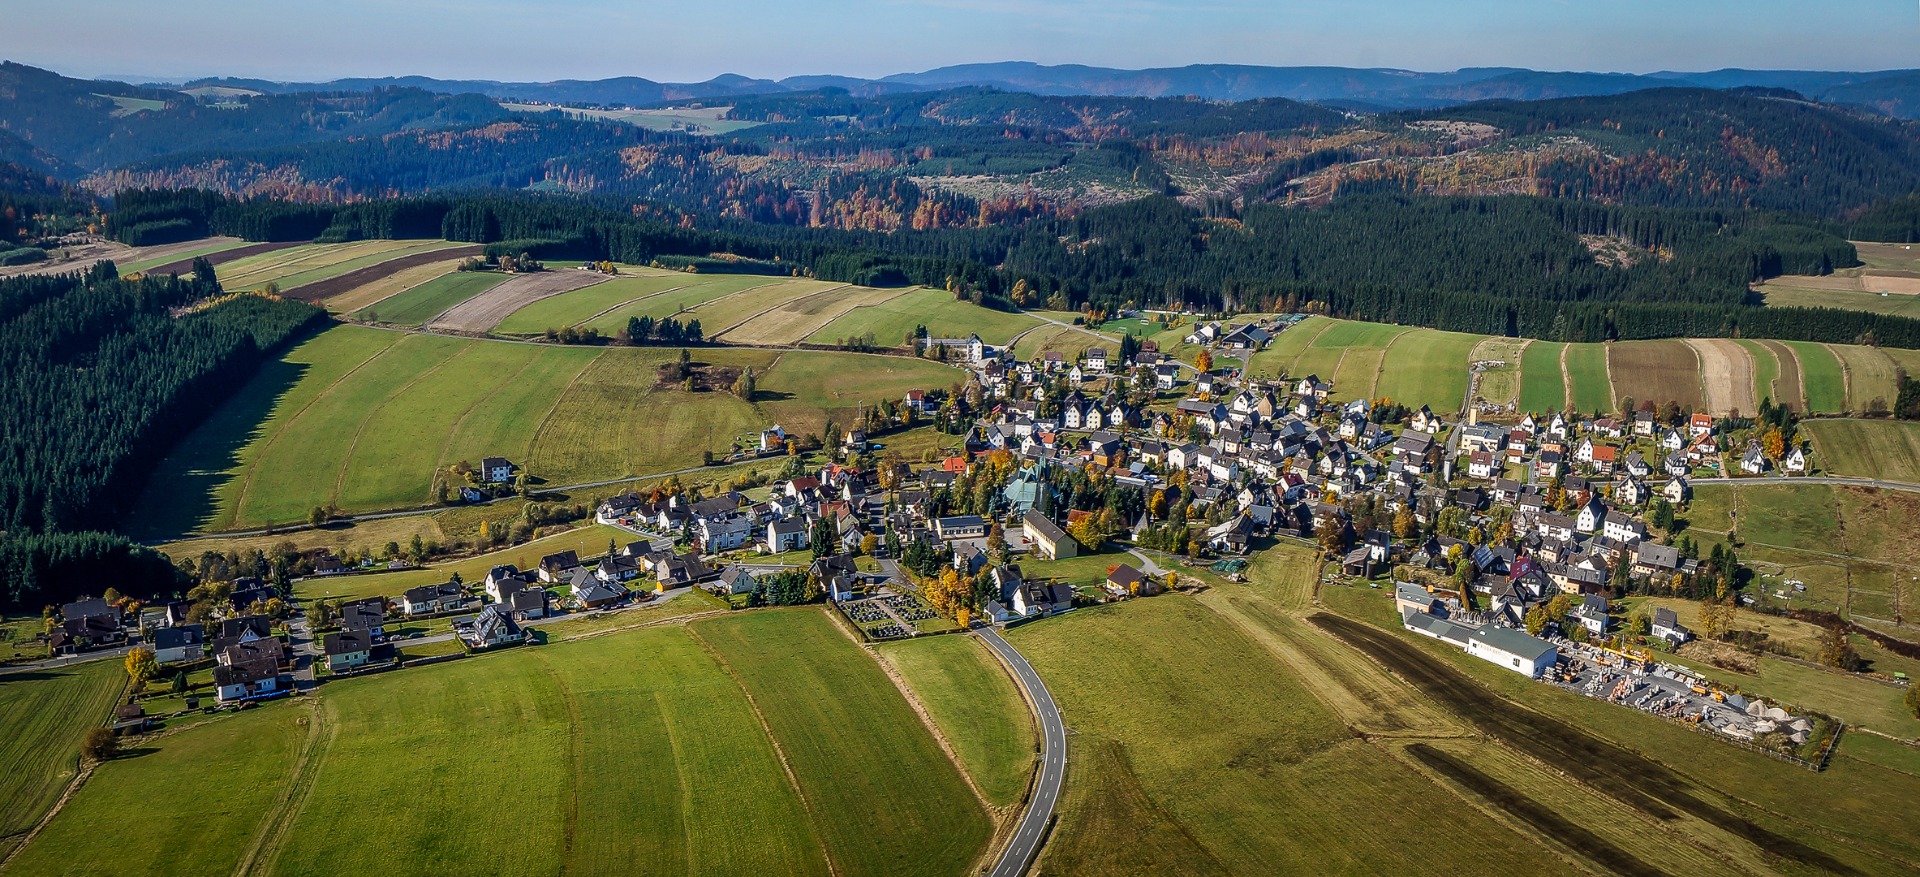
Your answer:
1469;626;1557;662
1401;609;1474;645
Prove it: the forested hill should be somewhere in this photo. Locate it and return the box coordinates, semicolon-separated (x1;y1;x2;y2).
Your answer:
0;261;324;608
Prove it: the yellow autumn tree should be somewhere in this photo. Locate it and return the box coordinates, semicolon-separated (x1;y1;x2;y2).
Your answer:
1195;349;1213;373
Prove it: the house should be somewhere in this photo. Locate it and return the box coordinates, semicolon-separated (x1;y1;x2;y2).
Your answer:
322;630;374;674
1651;607;1692;646
52;598;124;653
1395;583;1446;618
152;624;206;664
1105;563;1156;598
1466;626;1559;678
1154;363;1181;390
479;456;515;484
1603;511;1646;545
1574;594;1610;635
1632;542;1687;580
539;550;582;583
212;657;283;703
935;515;988;541
1402;610;1475;646
766;518;810;553
696;513;755;553
459;604;524;650
1023;510;1078;560
1783;445;1808;474
572;575;628;609
508;587;550;621
339;598;387;639
760;424;788;452
717;567;758;596
485;565;532;603
1664;476;1691;504
596;554;641;583
398;582;466;617
1689;412;1715;437
1614;477;1648;506
1741;441;1770;475
1012;581;1076;617
1468;451;1498;480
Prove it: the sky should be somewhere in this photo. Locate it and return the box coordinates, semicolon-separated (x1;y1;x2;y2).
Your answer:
4;0;1918;84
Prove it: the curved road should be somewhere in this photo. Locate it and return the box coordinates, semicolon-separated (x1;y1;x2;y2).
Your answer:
978;627;1065;877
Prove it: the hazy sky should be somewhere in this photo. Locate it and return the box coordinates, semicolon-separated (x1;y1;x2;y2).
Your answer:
5;0;1919;83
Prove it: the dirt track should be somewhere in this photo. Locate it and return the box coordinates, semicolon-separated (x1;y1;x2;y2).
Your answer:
281;244;483;302
425;269;610;333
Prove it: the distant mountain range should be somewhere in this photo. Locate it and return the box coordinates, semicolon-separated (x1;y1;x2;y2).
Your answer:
159;62;1920;117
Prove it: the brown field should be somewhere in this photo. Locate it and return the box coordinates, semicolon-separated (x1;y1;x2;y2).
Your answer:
1828;344;1903;412
718;284;908;345
322;258;469;314
284;245;483;302
1608;340;1704;410
426;270;611;333
1687;338;1758;416
1756;339;1807;411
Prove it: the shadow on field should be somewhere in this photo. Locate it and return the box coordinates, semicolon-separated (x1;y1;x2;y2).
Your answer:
133;356;311;539
1309;612;1858;875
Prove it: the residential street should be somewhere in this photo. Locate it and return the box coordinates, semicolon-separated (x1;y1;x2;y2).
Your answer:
979;626;1065;877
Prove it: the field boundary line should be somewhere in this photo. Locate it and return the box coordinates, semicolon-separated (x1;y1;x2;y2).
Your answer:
1602;343;1622;414
330;257;469;315
712;283;850;340
1683;339;1712;415
228;333;408;527
685;622;842;877
742;284;918;346
521;348;609;466
1559;343;1575;412
1764;340;1811;411
862;637;1000;820
235;698;334;877
328;339;477;506
566;284;689;329
429;349;546;500
651;686;699;873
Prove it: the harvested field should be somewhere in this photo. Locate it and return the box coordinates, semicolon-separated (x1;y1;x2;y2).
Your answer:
1687;338;1758;415
1308;612;1860;875
216;240;442;292
720;283;909;346
325;258;467;315
281;244;482;302
805;287;1041;348
349;270;508;326
681;279;846;336
1;237;257;280
1760;278;1920;319
1402;743;1666;877
1606;340;1702;411
1784;341;1848;413
490;272;693;336
1803;419;1920;483
1829;344;1903;413
124;237;266;275
426;270;611;333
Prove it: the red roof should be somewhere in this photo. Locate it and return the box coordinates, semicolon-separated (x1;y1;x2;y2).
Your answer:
942;456;969;473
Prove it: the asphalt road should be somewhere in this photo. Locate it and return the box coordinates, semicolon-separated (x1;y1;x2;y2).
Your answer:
978;626;1065;877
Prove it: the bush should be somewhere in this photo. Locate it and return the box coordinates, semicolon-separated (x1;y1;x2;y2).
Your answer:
82;726;118;761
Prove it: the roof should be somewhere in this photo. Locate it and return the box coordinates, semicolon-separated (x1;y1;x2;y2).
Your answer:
1401;609;1474;645
1395;583;1437;605
322;630;371;655
1022;509;1068;543
1469;626;1557;662
1107;564;1144;587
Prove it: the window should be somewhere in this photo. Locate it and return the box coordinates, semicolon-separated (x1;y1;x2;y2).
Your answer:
1512;658;1522;668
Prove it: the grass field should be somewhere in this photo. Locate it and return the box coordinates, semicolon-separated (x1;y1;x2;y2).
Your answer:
1247;315;1334;378
350;270;509;325
876;636;1037;809
1008;323;1117;361
1734;339;1781;411
690;610;993;877
489;271;708;335
1802;418;1920;483
0;660;124;859
119;239;252;275
1830;343;1904;412
4;706;307;877
131;325;961;535
1469;336;1530;407
1514;340;1567;412
805;288;1043;348
1372;328;1478;412
1783;341;1850;413
13;613;992;876
678;279;846;336
1562;343;1614;414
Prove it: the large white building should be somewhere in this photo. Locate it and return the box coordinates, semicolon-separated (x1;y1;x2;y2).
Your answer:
1466;626;1559;678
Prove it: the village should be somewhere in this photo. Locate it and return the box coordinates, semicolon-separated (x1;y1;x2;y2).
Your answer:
53;314;1832;762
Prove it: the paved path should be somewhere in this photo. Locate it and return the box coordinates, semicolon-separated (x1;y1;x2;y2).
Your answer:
978;627;1065;877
